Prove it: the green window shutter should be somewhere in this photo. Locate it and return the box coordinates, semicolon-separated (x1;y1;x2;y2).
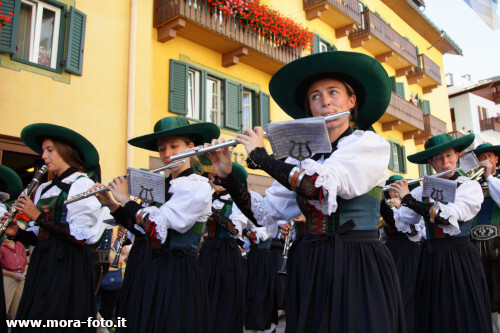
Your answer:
389;76;397;93
224;80;242;131
388;142;395;170
0;0;20;54
312;34;320;54
169;60;188;115
251;91;258;127
64;7;86;75
401;146;407;173
331;43;337;51
418;164;425;178
423;100;431;115
259;91;270;128
395;82;405;99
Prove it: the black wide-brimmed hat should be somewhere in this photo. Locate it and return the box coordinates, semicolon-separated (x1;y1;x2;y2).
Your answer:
0;165;23;200
408;133;475;164
473;143;500;165
128;117;220;152
21;123;100;170
269;51;391;130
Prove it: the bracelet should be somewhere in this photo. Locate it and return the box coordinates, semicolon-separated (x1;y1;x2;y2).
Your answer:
290;168;305;192
288;166;300;184
135;209;145;226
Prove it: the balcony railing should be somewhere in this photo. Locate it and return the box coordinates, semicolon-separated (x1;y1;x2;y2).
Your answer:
303;0;361;37
414;114;447;145
348;10;418;70
153;0;300;74
380;92;424;139
480;117;500;132
407;54;442;93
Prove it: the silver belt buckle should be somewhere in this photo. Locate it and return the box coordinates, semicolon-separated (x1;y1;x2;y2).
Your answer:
471;225;498;241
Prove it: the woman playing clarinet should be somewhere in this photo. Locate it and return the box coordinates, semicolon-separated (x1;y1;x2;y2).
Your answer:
207;51;405;333
1;124;103;332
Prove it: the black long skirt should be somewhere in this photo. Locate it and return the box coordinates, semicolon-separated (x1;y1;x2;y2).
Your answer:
245;248;278;331
14;238;96;332
415;237;492;333
285;232;406;333
0;263;7;333
115;237;148;332
270;245;286;309
199;237;245;333
385;236;422;333
128;248;209;333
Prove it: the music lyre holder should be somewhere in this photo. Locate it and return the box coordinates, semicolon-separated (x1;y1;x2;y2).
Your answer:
289;140;312;168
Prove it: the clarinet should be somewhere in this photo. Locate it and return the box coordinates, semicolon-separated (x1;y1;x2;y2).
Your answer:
278;219;295;276
110;228;128;268
0;165;48;238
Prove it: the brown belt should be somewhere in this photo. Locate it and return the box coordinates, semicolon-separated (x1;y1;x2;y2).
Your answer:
4;269;24;274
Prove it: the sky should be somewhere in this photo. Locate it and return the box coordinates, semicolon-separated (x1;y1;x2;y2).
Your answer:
421;0;500;84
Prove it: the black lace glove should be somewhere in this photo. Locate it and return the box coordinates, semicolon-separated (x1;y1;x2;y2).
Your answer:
401;194;450;225
211;208;238;236
248;147;320;200
36;213;84;246
380;199;396;228
219;172;260;226
111;201;143;234
14;229;38;246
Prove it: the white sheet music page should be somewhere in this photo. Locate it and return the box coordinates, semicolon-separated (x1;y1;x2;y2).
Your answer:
422;176;457;203
265;117;331;160
127;168;166;203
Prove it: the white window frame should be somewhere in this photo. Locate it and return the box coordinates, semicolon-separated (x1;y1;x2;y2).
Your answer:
319;40;329;53
187;69;201;120
242;89;252;131
206;76;222;126
19;0;61;69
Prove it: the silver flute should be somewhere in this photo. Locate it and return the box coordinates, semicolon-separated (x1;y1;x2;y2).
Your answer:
166;111;351;162
64;159;186;204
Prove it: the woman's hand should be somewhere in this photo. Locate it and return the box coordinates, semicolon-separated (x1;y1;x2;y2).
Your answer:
93;184;120;212
107;177;131;207
390;180;410;200
205;139;233;178
12;194;41;221
236;127;265;155
479;159;494;178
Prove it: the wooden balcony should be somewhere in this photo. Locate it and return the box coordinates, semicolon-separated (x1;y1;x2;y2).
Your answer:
380;92;424;140
407;54;442;93
348;10;418;71
303;0;361;38
480;117;500;132
414;114;447;145
153;0;300;75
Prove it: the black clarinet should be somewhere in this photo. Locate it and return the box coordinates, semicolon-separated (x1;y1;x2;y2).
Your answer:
110;228;128;268
278;219;295;276
0;165;48;238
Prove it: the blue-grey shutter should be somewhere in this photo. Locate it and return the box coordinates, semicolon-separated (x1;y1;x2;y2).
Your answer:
388;142;395;170
169;60;188;115
395;82;405;99
418;164;425;178
259;91;270;127
312;34;320;54
0;0;20;53
423;100;431;115
224;80;241;131
64;7;86;75
401;146;407;173
389;76;397;93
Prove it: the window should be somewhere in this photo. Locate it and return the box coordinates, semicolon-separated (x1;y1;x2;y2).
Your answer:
206;76;222;126
312;34;335;54
418;163;433;178
169;60;270;132
0;0;86;75
388;141;407;173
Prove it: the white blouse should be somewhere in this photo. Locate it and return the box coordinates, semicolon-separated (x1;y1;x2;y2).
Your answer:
396;175;483;236
249;130;390;233
141;173;212;244
485;175;500;205
213;193;247;238
34;172;101;241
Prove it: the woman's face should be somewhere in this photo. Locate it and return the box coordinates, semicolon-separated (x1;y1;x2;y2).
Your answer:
41;139;71;176
157;136;194;176
428;148;459;177
307;78;356;132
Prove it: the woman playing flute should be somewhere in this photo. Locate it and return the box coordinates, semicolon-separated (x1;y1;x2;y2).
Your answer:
206;51;405;333
1;124;103;332
94;116;219;332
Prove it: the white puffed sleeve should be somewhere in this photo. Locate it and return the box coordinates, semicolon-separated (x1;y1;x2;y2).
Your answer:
228;203;248;238
0;203;7;215
486;175;500;205
396;186;424;229
141;174;212;243
301;130;390;215
245;220;273;243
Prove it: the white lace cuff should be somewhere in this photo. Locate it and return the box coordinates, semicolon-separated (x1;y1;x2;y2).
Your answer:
141;206;169;243
301;159;337;215
69;225;96;241
435;203;460;236
250;192;278;239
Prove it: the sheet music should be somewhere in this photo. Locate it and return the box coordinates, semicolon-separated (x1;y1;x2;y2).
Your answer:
265;117;331;160
422;176;457;203
127;168;165;203
459;151;480;173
